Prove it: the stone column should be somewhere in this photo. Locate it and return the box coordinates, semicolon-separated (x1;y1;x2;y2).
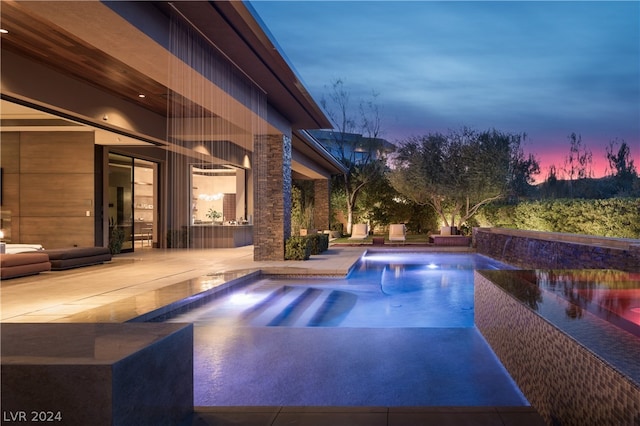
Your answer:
253;133;291;261
313;179;330;231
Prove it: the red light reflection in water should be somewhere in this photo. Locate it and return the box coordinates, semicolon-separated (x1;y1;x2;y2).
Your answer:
574;289;640;327
535;270;640;336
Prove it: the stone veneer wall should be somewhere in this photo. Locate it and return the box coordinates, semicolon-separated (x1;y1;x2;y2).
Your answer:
475;272;640;425
313;179;330;231
254;134;292;261
474;227;640;272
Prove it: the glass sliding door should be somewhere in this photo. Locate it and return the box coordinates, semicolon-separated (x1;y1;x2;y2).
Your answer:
133;159;157;248
108;153;134;253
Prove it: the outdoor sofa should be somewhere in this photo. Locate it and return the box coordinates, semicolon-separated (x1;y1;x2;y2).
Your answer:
43;247;112;270
0;253;51;279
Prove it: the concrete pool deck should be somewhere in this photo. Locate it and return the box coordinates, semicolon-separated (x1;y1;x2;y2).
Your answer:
1;245;545;425
0;245;367;323
0;245;476;323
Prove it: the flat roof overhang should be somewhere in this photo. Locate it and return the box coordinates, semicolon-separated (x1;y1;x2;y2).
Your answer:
0;1;339;175
292;130;348;179
164;1;331;131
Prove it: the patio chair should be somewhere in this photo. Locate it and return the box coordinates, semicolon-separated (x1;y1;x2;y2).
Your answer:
388;224;406;244
349;223;369;240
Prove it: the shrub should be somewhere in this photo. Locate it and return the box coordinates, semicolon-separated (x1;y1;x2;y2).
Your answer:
319;233;329;252
307;233;329;255
285;236;311;260
331;222;344;234
480;198;640;238
108;225;125;254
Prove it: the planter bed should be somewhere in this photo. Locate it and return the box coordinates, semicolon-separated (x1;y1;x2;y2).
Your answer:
429;235;471;246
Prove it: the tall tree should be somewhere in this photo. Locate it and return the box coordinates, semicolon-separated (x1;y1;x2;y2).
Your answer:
389;128;529;228
506;133;540;199
606;139;638;194
320;78;387;234
540;164;560;199
563;132;592;197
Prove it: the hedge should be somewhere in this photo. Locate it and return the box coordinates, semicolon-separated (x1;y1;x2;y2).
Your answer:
307;233;329;255
285;234;329;260
285;236;311;260
479;198;640;238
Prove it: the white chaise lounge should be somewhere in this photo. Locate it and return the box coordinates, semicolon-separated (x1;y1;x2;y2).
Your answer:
388;224;406;244
349;223;369;240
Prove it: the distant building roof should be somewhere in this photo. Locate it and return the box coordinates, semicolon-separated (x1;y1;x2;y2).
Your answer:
307;129;395;159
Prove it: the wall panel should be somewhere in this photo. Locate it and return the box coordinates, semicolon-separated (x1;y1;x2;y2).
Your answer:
1;131;96;247
1;133;21;215
20;217;94;248
20;132;94;173
20;174;93;217
1;133;21;240
0;133;21;173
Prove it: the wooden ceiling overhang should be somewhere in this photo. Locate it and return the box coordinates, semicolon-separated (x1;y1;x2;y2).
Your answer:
0;1;342;175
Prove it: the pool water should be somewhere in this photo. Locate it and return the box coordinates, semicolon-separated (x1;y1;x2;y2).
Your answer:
164;252;527;407
534;269;640;335
167;253;513;328
478;268;640;388
480;268;640;337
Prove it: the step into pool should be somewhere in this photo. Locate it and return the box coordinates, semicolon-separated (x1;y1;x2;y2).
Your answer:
162;252;528;406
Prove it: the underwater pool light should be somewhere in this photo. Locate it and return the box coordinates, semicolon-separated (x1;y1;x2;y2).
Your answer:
229;292;262;307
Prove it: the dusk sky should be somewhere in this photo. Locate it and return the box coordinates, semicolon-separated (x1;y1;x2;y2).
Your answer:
249;1;639;181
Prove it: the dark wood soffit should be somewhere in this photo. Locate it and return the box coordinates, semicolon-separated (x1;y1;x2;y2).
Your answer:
0;1;197;119
1;1;330;132
170;1;331;130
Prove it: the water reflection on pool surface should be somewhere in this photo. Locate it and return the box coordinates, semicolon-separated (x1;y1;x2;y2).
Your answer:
165;252;529;407
480;269;640;337
167;253;514;328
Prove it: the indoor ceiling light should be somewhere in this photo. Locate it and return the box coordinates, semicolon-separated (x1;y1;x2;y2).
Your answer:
138;94;146;98
0;29;9;34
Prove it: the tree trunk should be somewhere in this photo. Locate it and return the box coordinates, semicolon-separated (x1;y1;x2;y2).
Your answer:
346;208;353;235
345;184;358;235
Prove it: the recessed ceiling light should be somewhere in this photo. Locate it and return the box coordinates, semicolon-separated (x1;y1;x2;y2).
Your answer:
0;29;9;34
138;94;146;98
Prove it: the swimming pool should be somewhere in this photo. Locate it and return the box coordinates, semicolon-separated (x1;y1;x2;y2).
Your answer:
480;269;640;336
477;268;640;385
166;252;513;328
475;269;640;424
164;252;527;407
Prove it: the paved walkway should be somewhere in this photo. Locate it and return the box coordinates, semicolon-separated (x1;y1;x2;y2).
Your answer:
1;245;365;323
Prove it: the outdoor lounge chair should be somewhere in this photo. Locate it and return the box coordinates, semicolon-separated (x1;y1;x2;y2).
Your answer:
388;224;406;244
349;223;369;240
